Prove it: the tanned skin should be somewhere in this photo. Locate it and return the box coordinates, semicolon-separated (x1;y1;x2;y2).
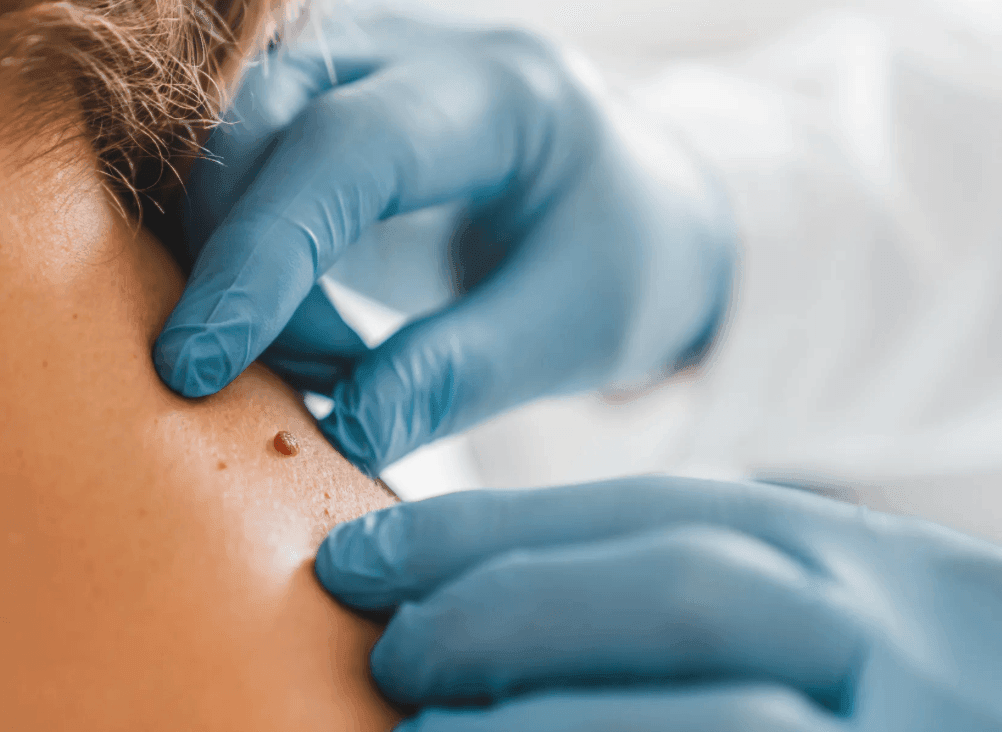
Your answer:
0;81;401;731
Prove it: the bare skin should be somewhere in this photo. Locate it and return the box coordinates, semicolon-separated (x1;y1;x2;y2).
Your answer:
0;85;401;730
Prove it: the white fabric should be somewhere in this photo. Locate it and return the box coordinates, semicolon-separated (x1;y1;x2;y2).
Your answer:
461;1;1002;542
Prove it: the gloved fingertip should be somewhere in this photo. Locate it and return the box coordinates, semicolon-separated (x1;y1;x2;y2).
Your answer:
369;603;427;701
153;324;239;397
312;520;368;584
319;395;382;477
369;636;401;700
314;505;414;608
313;525;347;591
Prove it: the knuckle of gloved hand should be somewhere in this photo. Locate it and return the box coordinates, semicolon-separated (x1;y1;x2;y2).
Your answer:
479;27;593;121
652;525;786;606
229;53;315;136
241;70;297;132
657;524;753;572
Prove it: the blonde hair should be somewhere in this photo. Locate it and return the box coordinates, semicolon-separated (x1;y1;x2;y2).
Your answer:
0;0;285;210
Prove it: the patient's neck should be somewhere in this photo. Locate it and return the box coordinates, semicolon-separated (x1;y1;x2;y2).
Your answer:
0;83;137;273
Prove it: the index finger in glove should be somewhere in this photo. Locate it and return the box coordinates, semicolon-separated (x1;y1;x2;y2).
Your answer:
155;50;546;397
315;477;853;610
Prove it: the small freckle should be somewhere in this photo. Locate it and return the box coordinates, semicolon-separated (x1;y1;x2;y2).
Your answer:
273;430;299;457
42;360;47;368
324;508;331;516
217;460;227;470
72;313;78;320
323;492;330;499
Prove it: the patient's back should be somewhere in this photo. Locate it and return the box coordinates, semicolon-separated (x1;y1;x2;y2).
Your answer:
0;94;399;731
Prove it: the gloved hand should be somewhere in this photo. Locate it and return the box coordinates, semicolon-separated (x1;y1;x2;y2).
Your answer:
315;478;1002;731
153;14;736;476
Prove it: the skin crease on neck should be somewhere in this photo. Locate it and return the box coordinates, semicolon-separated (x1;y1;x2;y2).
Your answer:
0;76;402;730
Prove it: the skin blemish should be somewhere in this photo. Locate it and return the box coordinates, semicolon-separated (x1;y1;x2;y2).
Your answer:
273;430;300;457
217;460;227;470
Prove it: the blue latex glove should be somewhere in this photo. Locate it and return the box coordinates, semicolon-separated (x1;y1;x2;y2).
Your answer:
153;15;736;475
315;478;1002;731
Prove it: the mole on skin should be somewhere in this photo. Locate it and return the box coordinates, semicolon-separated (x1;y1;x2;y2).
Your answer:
273;430;300;457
